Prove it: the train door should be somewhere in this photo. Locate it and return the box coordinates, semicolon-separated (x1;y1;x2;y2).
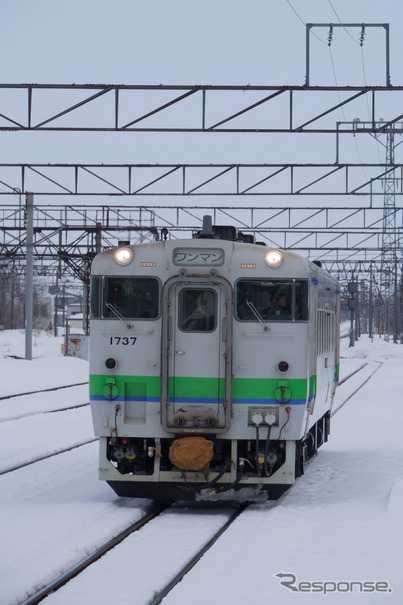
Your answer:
161;278;232;432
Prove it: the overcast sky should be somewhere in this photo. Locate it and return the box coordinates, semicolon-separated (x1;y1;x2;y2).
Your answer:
0;1;402;187
2;0;402;85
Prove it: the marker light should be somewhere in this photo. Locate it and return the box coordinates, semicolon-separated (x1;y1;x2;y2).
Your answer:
264;249;283;268
115;247;133;265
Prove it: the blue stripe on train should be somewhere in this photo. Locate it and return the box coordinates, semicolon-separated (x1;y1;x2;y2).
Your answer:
90;395;308;405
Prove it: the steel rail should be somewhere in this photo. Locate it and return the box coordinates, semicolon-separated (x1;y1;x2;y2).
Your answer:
148;503;249;605
337;362;368;386
332;360;383;416
0;438;97;476
0;401;90;424
18;503;170;605
0;380;88;401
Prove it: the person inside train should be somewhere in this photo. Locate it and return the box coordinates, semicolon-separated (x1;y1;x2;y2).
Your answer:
182;290;216;331
271;293;290;316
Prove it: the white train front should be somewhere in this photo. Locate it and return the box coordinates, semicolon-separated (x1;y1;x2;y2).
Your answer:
89;218;340;501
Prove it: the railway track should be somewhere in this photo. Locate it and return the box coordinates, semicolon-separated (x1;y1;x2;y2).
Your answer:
332;359;382;416
0;387;94;475
0;381;90;423
0;381;88;401
0;400;90;423
0;437;97;476
19;502;248;605
19;503;170;605
148;503;248;605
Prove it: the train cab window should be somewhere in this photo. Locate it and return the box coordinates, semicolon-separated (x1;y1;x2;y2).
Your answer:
179;288;217;332
236;279;308;322
102;277;159;319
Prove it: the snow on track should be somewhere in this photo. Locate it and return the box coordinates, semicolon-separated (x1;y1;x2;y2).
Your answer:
0;384;89;421
0;444;151;605
42;506;237;605
0;406;94;474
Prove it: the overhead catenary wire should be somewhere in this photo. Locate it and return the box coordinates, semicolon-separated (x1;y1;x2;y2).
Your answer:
285;0;327;44
322;0;376;177
327;0;360;45
285;0;376;173
328;45;369;178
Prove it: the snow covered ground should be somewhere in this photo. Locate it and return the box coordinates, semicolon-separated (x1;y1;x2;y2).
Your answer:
0;329;402;604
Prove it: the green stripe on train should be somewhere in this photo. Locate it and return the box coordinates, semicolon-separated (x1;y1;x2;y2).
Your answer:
90;374;160;397
89;374;315;402
232;377;310;401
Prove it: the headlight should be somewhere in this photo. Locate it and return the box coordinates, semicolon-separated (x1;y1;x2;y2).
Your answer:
114;247;133;265
265;249;283;268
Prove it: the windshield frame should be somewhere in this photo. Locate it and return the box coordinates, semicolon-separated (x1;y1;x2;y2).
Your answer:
90;275;161;320
235;278;309;322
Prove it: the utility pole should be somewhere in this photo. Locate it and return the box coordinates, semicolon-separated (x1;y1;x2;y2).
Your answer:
25;193;34;360
369;270;374;339
337;119;403;342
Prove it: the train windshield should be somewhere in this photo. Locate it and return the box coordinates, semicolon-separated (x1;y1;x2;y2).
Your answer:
90;276;159;319
236;279;308;321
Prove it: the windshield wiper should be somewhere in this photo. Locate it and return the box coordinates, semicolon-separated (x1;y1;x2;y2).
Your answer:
246;300;269;331
105;302;133;329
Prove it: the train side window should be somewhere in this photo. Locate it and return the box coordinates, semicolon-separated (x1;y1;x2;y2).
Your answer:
179;288;217;332
103;277;159;319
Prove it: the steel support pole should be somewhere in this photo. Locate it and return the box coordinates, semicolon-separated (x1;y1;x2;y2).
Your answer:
369;272;373;339
25;192;34;360
305;24;311;86
385;24;391;86
393;257;399;343
349;308;355;347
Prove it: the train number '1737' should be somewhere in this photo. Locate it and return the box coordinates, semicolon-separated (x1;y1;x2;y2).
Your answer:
109;336;137;345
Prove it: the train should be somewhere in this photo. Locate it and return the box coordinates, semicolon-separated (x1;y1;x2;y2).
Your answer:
89;216;340;502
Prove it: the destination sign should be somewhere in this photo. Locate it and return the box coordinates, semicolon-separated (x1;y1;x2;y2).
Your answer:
173;247;225;266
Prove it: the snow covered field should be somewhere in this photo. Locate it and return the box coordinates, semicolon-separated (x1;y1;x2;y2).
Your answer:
0;329;402;604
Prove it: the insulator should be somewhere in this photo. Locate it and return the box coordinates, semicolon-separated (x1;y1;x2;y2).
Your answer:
328;25;334;47
360;26;365;47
